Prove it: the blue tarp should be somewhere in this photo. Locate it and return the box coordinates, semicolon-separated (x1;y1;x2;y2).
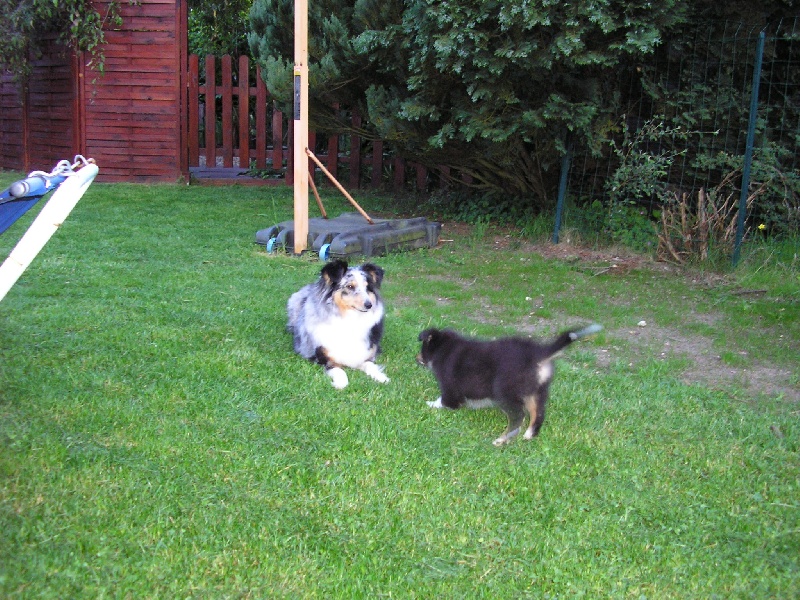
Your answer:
0;174;66;235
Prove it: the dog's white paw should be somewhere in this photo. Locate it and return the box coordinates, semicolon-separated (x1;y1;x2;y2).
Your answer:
427;397;444;408
523;428;535;440
327;367;349;389
493;427;521;446
361;361;389;383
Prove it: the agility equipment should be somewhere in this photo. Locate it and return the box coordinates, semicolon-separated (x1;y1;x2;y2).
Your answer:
292;0;310;253
0;156;98;302
257;212;441;259
257;0;440;259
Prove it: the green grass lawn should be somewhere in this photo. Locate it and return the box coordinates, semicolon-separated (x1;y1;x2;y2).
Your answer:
1;173;798;598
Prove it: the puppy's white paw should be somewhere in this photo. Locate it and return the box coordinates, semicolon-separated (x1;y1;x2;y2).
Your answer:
327;367;349;389
493;427;520;446
361;361;389;383
427;397;444;408
523;429;535;440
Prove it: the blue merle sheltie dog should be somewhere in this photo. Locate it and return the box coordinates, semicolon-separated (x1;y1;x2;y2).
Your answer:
287;259;388;389
417;324;602;446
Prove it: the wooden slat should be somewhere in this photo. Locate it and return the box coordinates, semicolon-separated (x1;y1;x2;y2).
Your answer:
238;55;250;169
255;67;268;169
221;55;233;168
272;104;283;170
349;109;361;189
188;53;199;165
371;140;383;188
204;55;216;168
394;156;405;191
416;162;427;191
327;108;339;177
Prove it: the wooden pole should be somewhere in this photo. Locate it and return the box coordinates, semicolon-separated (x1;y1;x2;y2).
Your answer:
307;175;328;219
306;149;374;224
293;0;309;254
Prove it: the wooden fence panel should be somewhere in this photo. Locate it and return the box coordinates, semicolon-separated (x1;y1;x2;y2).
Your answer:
0;33;76;174
1;2;186;182
187;53;430;192
81;0;184;182
189;54;287;182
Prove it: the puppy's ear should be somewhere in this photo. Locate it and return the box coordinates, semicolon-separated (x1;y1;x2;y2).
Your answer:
320;259;348;287
418;328;437;343
361;263;384;289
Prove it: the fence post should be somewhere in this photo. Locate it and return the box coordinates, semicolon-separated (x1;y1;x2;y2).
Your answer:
552;144;572;244
733;30;765;266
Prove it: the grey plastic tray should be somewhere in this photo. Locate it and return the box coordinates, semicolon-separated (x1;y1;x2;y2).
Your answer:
255;212;441;258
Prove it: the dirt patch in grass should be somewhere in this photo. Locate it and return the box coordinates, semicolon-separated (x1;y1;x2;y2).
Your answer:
440;222;800;402
535;246;799;402
608;322;799;402
441;222;672;276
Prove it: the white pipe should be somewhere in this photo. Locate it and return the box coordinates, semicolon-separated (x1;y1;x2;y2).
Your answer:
0;163;99;302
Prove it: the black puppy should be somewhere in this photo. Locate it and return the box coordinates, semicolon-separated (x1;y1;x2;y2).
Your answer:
417;324;602;446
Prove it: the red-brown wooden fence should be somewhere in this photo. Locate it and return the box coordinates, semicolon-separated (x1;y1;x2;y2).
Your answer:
187;54;430;191
0;34;79;174
0;0;186;182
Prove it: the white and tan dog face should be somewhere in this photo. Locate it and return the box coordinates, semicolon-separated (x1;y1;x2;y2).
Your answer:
321;260;384;315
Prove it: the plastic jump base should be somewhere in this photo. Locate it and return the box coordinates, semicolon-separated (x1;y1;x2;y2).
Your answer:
256;212;441;259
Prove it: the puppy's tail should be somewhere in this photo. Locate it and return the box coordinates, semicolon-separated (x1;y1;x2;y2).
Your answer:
546;323;603;358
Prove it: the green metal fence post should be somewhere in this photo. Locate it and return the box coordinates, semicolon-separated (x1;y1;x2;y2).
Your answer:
552;146;571;244
733;30;766;266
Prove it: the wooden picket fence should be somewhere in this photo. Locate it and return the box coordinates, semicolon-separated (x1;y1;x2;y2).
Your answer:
187;54;429;190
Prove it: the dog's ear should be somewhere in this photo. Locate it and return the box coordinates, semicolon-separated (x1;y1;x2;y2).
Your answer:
418;328;437;343
320;259;348;287
360;263;384;289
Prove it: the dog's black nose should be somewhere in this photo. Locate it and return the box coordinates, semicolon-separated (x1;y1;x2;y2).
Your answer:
364;300;372;310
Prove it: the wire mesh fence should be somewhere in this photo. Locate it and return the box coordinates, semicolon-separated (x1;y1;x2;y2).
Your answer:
558;18;800;264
